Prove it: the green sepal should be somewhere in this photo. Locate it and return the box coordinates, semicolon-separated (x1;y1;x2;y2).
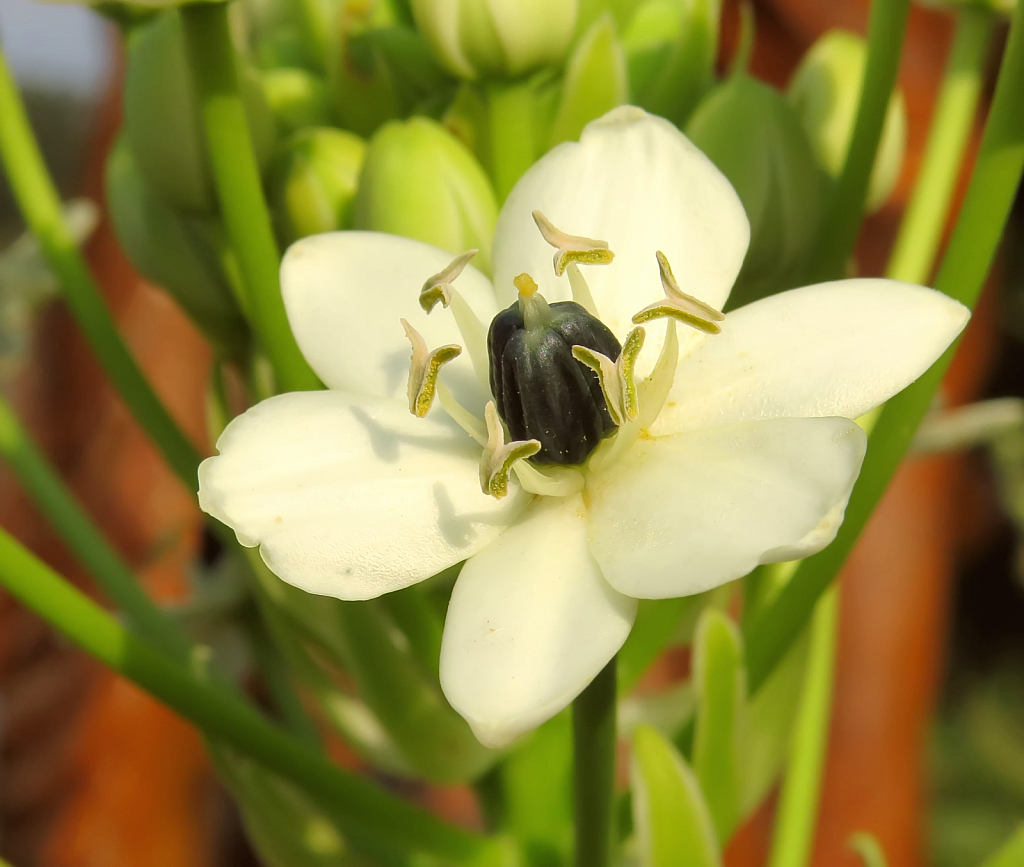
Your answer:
105;136;249;357
549;14;628;147
124;10;277;214
692;608;745;845
630;725;722;867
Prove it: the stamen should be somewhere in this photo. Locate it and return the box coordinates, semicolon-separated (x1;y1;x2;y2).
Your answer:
418;250;490;388
532;210;615;276
572;327;645;426
513;461;585;497
419;248;478;313
636;319;679;429
401;319;462;418
480;402;540;500
436;380;486;446
566;264;599;316
632;251;725;334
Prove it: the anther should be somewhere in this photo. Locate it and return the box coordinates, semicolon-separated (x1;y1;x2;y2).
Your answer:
632;251;725;333
401;319;462;418
532;210;615;276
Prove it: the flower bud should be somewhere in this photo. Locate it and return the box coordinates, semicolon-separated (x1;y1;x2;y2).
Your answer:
488;294;620;465
787;29;908;212
621;0;720;125
354;117;498;273
410;0;578;80
261;68;331;136
266;128;366;246
687;74;828;305
105;137;249;356
124;11;277;214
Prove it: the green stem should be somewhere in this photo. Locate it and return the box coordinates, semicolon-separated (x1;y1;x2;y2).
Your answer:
180;4;320;393
0;48;202;488
0;528;486;863
887;8;993;284
573;657;617;867
982;825;1024;867
805;0;912;282
766;586;839;867
744;0;1024;697
0;396;189;660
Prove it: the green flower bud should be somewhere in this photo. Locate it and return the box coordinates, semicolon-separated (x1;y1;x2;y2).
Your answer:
354;117;498;273
787;29;908;212
622;0;720;125
327;2;451;137
266;128;367;246
261;68;332;136
124;11;277;214
105;137;248;355
687;74;828;306
410;0;578;80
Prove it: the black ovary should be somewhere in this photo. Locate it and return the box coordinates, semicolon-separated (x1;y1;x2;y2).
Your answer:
487;300;622;465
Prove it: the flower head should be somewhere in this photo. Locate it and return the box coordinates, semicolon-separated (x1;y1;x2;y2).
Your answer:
199;107;969;748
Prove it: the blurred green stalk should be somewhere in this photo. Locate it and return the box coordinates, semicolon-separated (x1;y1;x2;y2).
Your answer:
766;586;839;867
745;0;1024;697
887;8;994;284
180;4;321;393
0;48;202;488
573;657;618;867
0;526;489;863
805;0;912;282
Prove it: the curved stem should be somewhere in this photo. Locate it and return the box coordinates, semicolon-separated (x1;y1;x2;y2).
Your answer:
0;49;202;488
766;586;839;867
887;8;994;284
744;0;1024;696
180;4;320;393
573;657;617;867
805;0;912;282
0;527;488;864
0;396;190;659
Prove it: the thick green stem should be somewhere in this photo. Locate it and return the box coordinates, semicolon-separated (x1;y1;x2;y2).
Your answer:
0;49;201;488
744;0;1024;696
887;9;993;284
766;586;839;867
0;528;486;863
180;4;320;393
805;0;912;282
573;657;617;867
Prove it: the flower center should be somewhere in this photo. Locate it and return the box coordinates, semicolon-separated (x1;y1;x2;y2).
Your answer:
400;214;726;498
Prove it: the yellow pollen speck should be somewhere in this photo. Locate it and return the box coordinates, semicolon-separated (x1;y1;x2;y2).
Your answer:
514;273;539;298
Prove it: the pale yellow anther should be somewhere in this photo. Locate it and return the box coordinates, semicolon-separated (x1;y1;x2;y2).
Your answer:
401;319;462;418
479;402;540;500
419;249;478;313
632;251;725;334
532;210;614;276
572;327;645;426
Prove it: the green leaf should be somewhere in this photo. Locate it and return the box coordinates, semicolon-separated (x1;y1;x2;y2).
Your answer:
849;832;888;867
549;13;628;147
630;725;722;867
692;609;745;844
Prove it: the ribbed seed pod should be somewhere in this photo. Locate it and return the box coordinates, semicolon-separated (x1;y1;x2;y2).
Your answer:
488;300;621;465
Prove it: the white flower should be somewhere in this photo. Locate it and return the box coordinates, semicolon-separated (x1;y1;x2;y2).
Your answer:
198;107;969;748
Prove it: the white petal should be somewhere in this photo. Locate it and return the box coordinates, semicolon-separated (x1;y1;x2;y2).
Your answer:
198;391;528;600
586;418;867;599
492;107;749;342
440;495;636;747
653;279;969;435
282;232;498;412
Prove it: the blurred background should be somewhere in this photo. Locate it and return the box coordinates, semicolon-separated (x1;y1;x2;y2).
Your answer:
0;0;1022;865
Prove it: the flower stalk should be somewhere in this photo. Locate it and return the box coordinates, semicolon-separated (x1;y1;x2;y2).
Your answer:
0;47;202;488
573;657;618;867
805;0;912;282
766;586;840;867
886;7;994;284
180;4;320;393
745;0;1024;695
0;527;489;864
